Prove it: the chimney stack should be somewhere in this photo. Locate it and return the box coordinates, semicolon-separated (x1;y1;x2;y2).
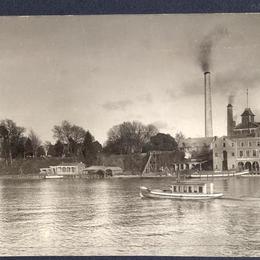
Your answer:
227;103;233;137
204;72;213;137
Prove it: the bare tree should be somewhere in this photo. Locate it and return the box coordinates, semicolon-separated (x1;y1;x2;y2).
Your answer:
28;129;42;158
0;119;25;164
105;121;158;154
175;131;186;148
52;120;86;156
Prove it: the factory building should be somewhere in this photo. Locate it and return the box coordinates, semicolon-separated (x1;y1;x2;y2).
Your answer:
213;103;260;172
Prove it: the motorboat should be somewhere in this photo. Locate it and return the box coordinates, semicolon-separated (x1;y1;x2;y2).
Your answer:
140;181;223;200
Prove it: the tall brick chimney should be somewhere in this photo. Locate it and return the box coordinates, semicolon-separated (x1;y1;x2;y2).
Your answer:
227;103;233;137
204;72;213;137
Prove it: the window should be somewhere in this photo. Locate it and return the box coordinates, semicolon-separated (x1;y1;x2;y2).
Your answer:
188;186;192;192
215;153;218;157
232;143;234;147
223;143;226;147
232;164;235;169
240;151;243;157
215;165;218;169
257;142;260;147
241;142;244;147
173;186;177;192
232;152;235;156
253;150;257;157
199;186;203;193
246;150;250;157
249;142;252;147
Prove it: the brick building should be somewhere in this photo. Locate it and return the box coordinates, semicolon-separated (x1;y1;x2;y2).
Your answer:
213;103;260;172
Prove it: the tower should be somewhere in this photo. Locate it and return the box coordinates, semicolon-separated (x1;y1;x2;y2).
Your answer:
204;72;213;137
227;104;233;137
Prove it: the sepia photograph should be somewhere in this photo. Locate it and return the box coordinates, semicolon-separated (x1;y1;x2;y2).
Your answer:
0;12;260;256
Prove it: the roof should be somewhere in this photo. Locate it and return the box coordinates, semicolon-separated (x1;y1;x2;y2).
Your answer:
234;122;260;130
241;108;255;116
58;162;85;166
85;166;106;171
183;137;214;147
84;165;123;171
105;166;123;171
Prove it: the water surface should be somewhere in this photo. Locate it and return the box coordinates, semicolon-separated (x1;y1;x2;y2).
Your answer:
0;177;259;256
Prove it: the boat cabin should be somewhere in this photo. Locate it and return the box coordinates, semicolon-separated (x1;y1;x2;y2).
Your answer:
171;182;214;194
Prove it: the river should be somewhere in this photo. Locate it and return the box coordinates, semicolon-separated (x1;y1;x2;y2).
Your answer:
0;176;259;256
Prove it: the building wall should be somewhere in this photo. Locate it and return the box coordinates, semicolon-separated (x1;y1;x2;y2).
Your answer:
235;137;260;169
213;136;260;171
212;136;236;171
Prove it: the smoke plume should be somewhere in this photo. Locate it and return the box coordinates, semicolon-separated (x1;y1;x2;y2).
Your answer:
198;26;229;72
228;94;235;105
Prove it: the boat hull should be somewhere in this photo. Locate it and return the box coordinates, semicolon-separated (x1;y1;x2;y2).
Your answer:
190;170;248;178
140;186;223;200
44;175;64;179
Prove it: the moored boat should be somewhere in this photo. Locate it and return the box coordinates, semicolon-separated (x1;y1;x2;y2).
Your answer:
140;182;223;200
190;170;249;178
44;175;64;179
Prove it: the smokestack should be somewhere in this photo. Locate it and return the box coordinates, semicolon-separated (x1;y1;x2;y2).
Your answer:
204;72;213;137
227;103;233;137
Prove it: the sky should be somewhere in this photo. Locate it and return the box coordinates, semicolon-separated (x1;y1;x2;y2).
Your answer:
1;13;260;144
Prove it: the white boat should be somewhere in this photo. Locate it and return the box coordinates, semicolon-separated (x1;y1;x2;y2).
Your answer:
140;182;223;200
190;170;249;178
44;175;64;179
241;174;260;178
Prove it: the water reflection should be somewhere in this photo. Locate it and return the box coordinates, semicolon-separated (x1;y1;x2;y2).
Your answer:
0;177;259;256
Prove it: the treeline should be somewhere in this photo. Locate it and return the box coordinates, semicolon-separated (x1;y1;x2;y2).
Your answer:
0;119;185;166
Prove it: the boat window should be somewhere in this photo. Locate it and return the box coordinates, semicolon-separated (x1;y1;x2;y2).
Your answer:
199;186;203;193
188;186;192;193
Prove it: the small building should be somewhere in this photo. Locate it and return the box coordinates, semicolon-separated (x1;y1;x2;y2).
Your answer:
40;162;85;175
83;165;123;178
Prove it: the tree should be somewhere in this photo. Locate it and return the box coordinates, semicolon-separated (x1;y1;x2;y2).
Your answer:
81;131;96;166
104;121;158;154
28;129;41;158
54;140;64;157
175;131;185;148
93;141;102;153
36;146;46;157
144;133;178;152
44;142;56;157
24;138;33;157
52;120;86;156
0;119;25;164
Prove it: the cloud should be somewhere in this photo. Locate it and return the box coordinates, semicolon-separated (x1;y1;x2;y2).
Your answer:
102;99;133;111
151;120;168;130
137;93;153;103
